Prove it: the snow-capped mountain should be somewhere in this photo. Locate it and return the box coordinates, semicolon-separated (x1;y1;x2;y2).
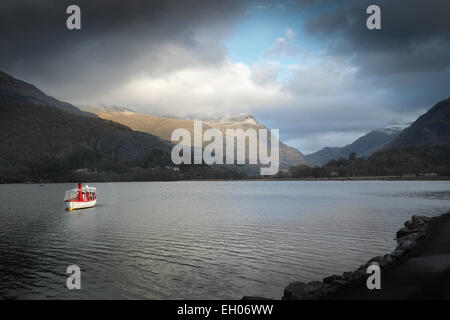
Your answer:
376;120;412;135
81;104;136;115
82;108;309;170
387;97;450;148
183;113;260;125
305;120;412;166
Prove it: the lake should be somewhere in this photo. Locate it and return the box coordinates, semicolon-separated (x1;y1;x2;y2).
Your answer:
1;181;449;299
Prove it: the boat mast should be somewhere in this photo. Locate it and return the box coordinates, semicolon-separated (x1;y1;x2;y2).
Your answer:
78;183;82;201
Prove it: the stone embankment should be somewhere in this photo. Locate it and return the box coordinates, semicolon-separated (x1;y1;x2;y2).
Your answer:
282;214;435;300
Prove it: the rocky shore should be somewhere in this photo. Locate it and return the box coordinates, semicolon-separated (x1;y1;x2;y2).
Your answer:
244;212;450;300
281;213;449;300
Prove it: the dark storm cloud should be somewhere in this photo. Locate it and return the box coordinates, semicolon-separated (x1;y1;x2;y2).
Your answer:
0;0;244;98
305;0;450;50
1;0;450;153
303;0;450;110
253;0;450;152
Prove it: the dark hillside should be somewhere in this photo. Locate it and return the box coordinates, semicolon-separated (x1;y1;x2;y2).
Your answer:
0;98;173;181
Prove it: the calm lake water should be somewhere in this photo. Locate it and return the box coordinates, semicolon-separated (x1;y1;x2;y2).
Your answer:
1;181;450;299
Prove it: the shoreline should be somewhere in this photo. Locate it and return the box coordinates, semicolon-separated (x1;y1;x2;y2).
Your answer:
3;176;450;184
277;212;450;300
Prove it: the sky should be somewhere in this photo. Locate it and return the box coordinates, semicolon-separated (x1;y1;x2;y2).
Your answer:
1;0;450;154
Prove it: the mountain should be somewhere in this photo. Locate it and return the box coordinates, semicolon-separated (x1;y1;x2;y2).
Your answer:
80;107;309;170
291;142;450;178
293;97;450;177
0;70;93;117
0;71;180;182
387;97;450;148
200;113;308;169
305;120;411;166
81;105;208;143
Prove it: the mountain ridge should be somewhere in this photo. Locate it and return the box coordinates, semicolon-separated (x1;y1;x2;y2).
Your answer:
387;97;450;148
81;105;309;170
0;70;94;117
0;71;181;182
305;120;411;166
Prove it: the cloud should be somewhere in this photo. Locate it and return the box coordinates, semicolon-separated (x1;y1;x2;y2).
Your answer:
285;28;298;40
0;0;245;101
286;131;367;155
266;0;450;152
264;29;301;58
87;59;289;117
303;0;450;97
1;0;450;154
250;62;282;85
255;53;421;152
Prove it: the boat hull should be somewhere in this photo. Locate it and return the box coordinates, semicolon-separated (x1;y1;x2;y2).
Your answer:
65;199;96;211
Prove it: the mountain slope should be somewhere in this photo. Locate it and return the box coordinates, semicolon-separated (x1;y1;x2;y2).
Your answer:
306;121;410;166
81;107;309;170
0;72;176;182
0;70;93;117
387;97;450;148
0;98;174;179
81;105;212;142
201;113;308;169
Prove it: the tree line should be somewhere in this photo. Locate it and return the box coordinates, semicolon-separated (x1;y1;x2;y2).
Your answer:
289;143;450;178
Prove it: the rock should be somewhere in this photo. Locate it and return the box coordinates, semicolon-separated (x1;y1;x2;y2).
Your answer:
342;270;365;284
406;232;424;242
411;215;430;226
368;256;384;265
323;285;338;296
417;231;427;240
365;255;392;270
308;280;323;287
323;275;343;284
356;264;366;271
390;250;404;260
389;250;404;262
309;284;334;299
242;296;272;300
342;271;354;280
283;280;333;300
396;240;415;253
396;227;414;238
401;215;430;235
283;282;306;300
378;254;393;267
282;214;433;301
283;282;316;300
330;279;348;288
369;255;383;262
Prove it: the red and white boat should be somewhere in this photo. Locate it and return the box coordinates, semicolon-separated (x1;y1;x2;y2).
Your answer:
64;183;97;211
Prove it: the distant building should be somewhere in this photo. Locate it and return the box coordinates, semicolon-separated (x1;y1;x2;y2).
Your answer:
330;171;339;177
75;168;90;174
424;172;438;177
